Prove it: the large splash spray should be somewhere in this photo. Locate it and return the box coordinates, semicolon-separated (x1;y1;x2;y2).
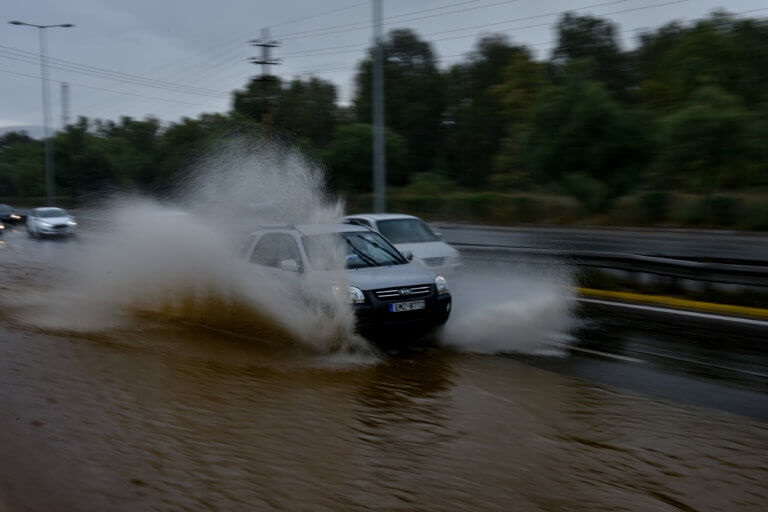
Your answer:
7;135;576;357
16;137;369;354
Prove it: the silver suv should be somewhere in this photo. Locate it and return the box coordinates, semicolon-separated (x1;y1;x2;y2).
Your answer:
241;223;452;340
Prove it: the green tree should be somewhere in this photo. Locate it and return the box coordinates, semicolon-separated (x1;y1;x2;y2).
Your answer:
232;76;338;148
551;12;631;98
491;47;547;184
636;12;768;111
97;116;161;189
441;35;528;187
0;137;43;197
272;77;338;147
654;86;755;191
323;123;406;192
0;130;34;151
54;117;115;197
354;28;444;182
525;61;654;195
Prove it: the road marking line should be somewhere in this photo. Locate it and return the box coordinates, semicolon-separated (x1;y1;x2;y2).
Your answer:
578;288;768;320
578;297;768;327
552;342;645;363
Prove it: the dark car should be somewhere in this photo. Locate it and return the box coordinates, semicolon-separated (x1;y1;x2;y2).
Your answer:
241;223;452;341
0;204;24;224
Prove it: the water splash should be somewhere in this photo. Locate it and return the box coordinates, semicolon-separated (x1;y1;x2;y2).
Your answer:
5;136;577;357
177;137;344;235
17;138;370;355
439;259;576;355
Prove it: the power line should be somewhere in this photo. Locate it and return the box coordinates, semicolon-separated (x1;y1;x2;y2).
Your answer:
0;67;223;111
287;6;768;77
268;0;680;60
271;1;369;29
0;44;229;98
278;0;524;40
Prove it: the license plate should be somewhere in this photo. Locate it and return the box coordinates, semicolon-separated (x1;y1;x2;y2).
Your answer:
389;300;425;312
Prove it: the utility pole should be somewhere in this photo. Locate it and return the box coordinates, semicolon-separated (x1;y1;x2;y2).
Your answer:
249;28;280;132
9;20;74;206
61;82;70;128
372;0;386;213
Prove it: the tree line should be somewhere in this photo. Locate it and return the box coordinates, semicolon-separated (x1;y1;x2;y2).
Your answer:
1;10;766;214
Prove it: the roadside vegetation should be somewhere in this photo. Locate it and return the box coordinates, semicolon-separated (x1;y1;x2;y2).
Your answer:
1;10;766;230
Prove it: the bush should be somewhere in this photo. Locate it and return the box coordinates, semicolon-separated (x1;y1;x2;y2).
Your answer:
674;198;706;225
561;172;611;213
402;172;457;195
704;195;740;226
640;191;670;222
745;200;768;230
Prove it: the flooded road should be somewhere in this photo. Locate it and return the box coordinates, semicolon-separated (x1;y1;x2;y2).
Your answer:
2;143;766;511
2;228;767;512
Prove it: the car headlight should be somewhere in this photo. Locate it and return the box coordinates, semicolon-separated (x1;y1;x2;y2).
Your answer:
435;275;449;295
333;285;366;304
67;220;77;226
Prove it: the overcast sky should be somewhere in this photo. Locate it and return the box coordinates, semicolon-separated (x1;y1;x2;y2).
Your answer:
2;0;766;130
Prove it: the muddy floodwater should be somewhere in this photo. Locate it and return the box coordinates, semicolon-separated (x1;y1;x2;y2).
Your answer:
2;247;767;512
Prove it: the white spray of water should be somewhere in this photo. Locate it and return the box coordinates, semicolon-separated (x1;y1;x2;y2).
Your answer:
177;137;343;233
21;138;370;355
12;136;577;357
439;259;576;355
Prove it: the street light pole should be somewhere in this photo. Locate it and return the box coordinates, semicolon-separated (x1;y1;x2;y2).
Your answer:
9;20;74;206
371;0;386;213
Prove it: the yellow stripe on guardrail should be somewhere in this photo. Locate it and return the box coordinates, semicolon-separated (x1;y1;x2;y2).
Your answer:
577;287;768;320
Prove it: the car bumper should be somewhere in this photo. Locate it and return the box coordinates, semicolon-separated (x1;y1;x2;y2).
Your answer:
37;225;75;236
415;257;462;274
354;293;452;338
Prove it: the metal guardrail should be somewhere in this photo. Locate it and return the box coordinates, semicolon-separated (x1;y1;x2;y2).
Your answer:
454;244;768;288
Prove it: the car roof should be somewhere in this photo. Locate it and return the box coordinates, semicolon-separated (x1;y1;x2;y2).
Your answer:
343;213;420;222
247;223;370;237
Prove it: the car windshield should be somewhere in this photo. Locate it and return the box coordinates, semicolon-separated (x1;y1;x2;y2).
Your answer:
38;208;67;218
0;205;11;215
377;218;440;243
303;232;406;270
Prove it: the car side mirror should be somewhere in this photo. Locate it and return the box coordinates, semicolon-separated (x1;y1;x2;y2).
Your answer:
401;250;414;262
433;231;444;240
279;259;301;272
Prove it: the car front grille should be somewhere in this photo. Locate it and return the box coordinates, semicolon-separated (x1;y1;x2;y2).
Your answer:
422;257;446;267
374;284;431;300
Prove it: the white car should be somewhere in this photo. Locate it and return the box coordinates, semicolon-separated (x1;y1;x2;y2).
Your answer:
342;213;461;273
26;207;77;238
